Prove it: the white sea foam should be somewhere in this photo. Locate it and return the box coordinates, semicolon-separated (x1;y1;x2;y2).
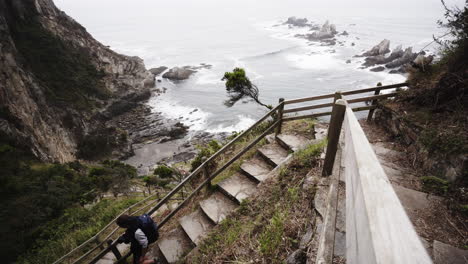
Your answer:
148;95;211;131
286;52;342;70
195;69;223;85
206;115;256;133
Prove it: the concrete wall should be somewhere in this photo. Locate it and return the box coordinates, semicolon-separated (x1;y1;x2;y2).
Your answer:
343;107;432;264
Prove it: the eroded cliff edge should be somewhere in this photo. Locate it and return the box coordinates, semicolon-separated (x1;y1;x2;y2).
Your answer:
0;0;154;162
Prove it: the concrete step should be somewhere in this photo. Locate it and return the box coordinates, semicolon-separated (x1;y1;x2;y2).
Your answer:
276;134;310;152
179;209;214;246
433;240;468;264
240;157;273;183
199;191;238;224
218;172;258;203
393;185;443;212
157;226;193;264
371;142;402;161
258;143;289;167
96;243;129;264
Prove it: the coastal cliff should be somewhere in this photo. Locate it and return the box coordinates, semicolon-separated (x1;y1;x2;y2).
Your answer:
0;0;154;162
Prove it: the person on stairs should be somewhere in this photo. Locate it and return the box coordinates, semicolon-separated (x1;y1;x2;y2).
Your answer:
117;214;159;264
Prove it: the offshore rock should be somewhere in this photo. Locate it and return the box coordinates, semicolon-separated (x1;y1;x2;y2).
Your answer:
385;47;418;69
370;66;385;72
284;16;310;27
163;67;196;80
149;66;168;76
308;20;337;40
360;39;391;57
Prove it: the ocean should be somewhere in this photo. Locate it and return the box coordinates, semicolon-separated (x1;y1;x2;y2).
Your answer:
54;0;464;171
55;0;461;133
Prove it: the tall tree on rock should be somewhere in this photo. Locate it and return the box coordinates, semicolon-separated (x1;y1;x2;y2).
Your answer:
222;68;271;109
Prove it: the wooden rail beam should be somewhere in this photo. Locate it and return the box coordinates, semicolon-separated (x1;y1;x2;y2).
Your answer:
347;92;398;104
283;102;334;114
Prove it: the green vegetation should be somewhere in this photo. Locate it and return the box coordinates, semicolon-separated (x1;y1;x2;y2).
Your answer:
421;176;449;195
77;126;129;160
190;140;222;172
419;128;467;155
17;197;142;264
222;68;271;109
10;14;108;111
0;134;138;263
191;141;323;262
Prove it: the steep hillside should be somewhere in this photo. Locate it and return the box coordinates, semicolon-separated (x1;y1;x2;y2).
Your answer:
0;0;154;162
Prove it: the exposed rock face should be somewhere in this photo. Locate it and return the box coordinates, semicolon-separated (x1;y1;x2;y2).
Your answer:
308;20;337;40
149;66;168;76
284;16;309;27
370;66;385;72
162;67;196;80
360;39;391;57
385;47;418;68
0;0;151;162
358;40;429;73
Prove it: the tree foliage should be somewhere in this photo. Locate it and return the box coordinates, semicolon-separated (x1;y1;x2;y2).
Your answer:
222;68;271;109
0;135;137;263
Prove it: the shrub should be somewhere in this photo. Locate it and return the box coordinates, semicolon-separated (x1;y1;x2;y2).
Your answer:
421;176;449;195
154;165;174;179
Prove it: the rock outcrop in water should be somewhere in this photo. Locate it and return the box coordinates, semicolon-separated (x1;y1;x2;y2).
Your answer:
0;0;152;161
284;16;310;27
357;39;431;73
360;39;391;57
308;20;338;40
162;64;213;81
292;20;339;46
149;66;168;76
163;67;196;80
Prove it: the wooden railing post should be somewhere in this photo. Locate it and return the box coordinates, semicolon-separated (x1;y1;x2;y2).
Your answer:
202;157;211;190
322;98;346;176
108;240;122;260
275;98;285;136
367;82;382;122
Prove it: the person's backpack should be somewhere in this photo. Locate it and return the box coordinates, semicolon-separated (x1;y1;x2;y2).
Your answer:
137;214;159;243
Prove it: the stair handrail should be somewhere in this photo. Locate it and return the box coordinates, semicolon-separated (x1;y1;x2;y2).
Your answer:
86;103;284;264
78;82;409;263
319;98;432;263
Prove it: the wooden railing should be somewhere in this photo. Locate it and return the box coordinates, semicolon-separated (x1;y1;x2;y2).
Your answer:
320;98;432;263
56;82;409;264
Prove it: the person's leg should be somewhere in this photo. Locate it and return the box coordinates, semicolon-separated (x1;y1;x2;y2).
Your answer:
131;243;142;264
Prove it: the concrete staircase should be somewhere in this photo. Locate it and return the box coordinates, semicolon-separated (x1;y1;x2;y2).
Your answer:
151;133;311;263
313;122;468;264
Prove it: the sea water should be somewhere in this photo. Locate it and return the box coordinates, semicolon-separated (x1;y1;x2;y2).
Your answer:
56;0;461;133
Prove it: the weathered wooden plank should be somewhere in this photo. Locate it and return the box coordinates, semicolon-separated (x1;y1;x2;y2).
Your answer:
367;83;382;121
282;111;333;122
283;102;334;114
346;92;398;104
315;144;342;264
284;93;336;105
322;99;346;176
341;82;407;96
343;107;432;264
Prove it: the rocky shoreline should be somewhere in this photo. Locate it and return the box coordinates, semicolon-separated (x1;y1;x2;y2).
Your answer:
282;16;434;74
112;66;226;175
